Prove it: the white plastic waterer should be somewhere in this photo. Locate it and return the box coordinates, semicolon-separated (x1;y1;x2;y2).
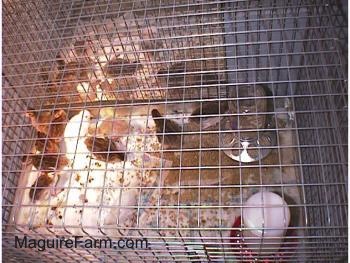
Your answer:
242;191;291;254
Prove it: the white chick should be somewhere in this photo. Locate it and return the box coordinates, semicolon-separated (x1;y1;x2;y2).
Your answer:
52;162;139;236
64;110;92;170
48;110;92;198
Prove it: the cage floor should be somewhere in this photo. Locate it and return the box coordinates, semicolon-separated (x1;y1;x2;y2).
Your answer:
9;101;304;249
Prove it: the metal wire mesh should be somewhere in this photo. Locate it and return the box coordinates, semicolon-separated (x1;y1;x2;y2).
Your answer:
2;0;348;262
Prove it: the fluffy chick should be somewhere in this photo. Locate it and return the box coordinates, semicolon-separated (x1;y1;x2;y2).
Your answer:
64;110;93;170
47;54;92;104
25;108;67;141
26;153;69;172
34;131;60;153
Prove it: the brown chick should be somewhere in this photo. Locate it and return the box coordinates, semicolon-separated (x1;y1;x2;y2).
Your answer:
29;172;54;201
56;54;91;78
46;54;92;104
84;136;125;163
76;80;99;102
34;131;60;153
26;153;69;172
25;108;67;141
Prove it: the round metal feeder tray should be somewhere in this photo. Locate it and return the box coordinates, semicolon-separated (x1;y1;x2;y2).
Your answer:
222;131;276;163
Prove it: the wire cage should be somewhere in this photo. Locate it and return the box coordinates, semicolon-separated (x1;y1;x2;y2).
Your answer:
2;0;348;262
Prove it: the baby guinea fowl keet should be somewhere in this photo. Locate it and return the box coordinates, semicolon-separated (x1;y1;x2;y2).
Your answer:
25;108;67;141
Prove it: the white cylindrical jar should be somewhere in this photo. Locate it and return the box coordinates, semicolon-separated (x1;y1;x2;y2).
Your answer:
242;191;291;254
